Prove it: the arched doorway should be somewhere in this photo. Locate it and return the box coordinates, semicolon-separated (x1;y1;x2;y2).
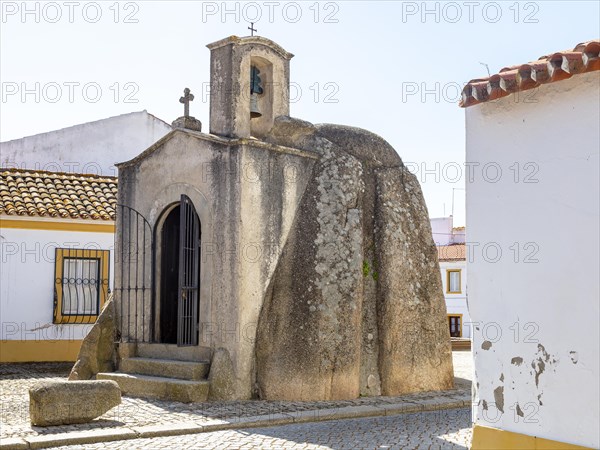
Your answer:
158;195;201;346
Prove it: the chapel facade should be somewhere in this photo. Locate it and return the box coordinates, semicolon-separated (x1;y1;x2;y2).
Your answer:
96;35;454;402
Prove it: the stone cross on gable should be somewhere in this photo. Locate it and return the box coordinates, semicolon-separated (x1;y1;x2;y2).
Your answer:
248;22;257;36
179;88;194;117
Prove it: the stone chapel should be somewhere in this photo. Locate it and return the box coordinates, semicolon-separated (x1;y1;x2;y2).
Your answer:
74;35;454;402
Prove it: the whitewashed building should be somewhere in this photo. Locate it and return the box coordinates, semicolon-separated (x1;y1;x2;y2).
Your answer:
0;111;170;362
430;216;465;246
438;243;469;340
431;217;470;341
0;110;171;177
462;40;599;449
0;169;116;362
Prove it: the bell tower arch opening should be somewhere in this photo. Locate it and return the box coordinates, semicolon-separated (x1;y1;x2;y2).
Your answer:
249;56;274;138
207;35;294;139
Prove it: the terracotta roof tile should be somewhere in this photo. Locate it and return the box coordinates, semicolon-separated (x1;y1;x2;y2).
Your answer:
437;244;466;262
461;40;600;107
0;169;117;221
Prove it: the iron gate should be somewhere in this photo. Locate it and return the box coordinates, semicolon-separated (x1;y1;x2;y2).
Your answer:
115;204;153;343
115;199;201;346
177;195;201;346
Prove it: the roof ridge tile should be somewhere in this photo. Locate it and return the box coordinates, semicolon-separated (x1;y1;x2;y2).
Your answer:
460;39;600;107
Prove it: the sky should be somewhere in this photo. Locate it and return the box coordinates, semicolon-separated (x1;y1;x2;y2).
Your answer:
1;1;599;226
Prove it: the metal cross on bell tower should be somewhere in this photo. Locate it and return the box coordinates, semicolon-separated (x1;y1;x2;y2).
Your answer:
179;88;194;117
248;22;257;36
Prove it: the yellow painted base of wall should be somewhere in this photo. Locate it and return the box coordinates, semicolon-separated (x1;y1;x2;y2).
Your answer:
0;340;82;362
472;425;595;450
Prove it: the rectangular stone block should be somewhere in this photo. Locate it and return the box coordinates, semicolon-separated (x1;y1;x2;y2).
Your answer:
29;380;121;426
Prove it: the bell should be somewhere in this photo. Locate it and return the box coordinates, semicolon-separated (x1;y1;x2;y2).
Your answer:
250;93;262;118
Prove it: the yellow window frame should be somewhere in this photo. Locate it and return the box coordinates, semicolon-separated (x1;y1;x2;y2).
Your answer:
53;248;110;324
446;269;462;294
447;314;463;338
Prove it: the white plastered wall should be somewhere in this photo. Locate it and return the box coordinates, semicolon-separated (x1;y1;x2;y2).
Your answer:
0;226;115;341
466;71;600;448
0;111;171;177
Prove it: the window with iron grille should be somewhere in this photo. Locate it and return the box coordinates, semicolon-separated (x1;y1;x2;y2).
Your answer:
53;249;110;324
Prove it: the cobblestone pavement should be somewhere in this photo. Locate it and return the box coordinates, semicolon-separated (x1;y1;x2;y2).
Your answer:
52;408;471;449
1;352;472;444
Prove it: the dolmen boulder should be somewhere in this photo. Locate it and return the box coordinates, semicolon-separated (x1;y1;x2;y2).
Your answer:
255;118;455;400
29;380;121;426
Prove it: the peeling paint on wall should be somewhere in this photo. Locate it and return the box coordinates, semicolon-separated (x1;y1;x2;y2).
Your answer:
569;351;578;364
493;386;504;413
516;403;524;417
532;344;558;388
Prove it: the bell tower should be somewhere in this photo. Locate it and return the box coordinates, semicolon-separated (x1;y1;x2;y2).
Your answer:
206;35;294;139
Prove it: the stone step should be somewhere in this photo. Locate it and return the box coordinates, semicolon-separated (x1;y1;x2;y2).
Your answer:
451;339;472;351
135;343;210;362
96;372;209;403
120;357;210;381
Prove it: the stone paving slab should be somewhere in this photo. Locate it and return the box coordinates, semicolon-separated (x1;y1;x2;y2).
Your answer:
26;429;138;450
0;352;473;449
130;422;207;439
0;439;27;450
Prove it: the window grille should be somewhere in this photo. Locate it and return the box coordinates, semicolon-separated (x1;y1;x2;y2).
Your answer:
54;249;110;324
